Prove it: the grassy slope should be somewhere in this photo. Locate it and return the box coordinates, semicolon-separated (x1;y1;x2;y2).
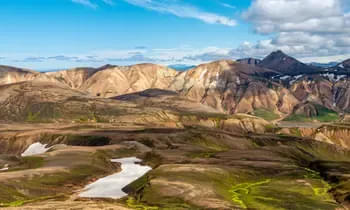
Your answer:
251;109;280;121
0;149;119;207
122;129;350;209
284;105;340;122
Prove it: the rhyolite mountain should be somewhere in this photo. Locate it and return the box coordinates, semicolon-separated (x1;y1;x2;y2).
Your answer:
258;50;320;75
2;51;350;210
1;51;350;121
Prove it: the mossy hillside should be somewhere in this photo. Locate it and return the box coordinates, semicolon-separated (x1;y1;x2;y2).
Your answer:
125;163;340;210
0;165;102;207
0;94;126;123
250;109;280;121
11;156;44;171
0;194;66;208
309;161;350;204
23;102;62;123
264;124;282;133
187;133;232;152
225;166;336;209
0;150;117;207
284;105;340;122
141;152;163;168
0;156;45;173
231;178;337;210
249;134;350;163
125;131;350;209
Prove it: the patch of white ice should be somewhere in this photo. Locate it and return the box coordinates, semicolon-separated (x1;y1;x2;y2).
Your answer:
294;75;303;80
280;76;290;80
21;142;51;157
79;157;151;199
236;77;241;85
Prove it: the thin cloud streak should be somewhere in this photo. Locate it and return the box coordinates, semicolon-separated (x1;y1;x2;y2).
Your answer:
71;0;98;8
121;0;237;26
221;3;236;9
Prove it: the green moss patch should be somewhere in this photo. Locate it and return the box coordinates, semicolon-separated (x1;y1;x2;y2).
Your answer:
285;105;340;122
250;109;280;121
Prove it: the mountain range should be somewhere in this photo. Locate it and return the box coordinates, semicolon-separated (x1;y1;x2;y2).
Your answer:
1;50;350;122
1;50;350;209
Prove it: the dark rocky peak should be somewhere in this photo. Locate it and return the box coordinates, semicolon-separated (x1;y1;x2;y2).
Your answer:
259;50;320;75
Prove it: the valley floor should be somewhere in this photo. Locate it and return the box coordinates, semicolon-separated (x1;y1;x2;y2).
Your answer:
0;122;349;209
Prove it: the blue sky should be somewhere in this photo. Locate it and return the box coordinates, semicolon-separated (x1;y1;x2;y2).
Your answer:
0;0;349;70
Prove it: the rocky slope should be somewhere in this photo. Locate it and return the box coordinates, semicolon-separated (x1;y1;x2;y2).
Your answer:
2;51;350;120
0;65;58;85
81;64;179;97
45;67;100;89
0;81;273;135
170;59;298;114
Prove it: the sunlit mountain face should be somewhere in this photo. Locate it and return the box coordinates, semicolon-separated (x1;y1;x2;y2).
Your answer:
1;0;350;209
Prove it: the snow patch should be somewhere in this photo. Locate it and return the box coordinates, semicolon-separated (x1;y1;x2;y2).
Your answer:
236;77;241;85
280;76;290;80
321;73;347;82
21;142;51;157
339;64;344;68
294;75;303;80
79;157;151;199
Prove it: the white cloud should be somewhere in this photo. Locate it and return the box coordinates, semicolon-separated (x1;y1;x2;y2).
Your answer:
221;3;236;9
121;0;237;26
72;0;98;8
238;0;350;60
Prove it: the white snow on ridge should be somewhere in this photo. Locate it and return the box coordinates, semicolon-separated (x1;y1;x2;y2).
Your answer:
294;75;303;80
79;157;151;199
280;76;290;80
21;142;51;157
321;73;347;82
236;77;241;85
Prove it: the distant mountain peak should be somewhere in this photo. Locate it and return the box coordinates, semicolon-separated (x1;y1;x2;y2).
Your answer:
267;50;291;60
272;49;286;55
259;50;319;75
